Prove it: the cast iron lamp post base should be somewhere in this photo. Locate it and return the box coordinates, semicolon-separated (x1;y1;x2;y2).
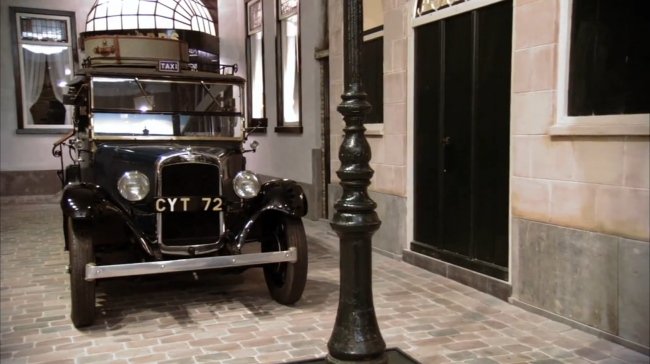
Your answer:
294;348;419;364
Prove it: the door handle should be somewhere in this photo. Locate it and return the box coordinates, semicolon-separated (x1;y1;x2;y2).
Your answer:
442;136;451;173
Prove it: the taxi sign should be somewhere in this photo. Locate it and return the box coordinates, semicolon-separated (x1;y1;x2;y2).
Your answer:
158;60;180;72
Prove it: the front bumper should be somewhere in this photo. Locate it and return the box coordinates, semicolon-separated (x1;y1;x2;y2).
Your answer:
84;247;297;281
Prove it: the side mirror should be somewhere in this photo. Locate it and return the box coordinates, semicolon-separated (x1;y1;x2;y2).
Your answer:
244;140;260;154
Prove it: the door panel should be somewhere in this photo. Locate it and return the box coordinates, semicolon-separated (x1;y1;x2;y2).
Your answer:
414;21;441;248
413;0;512;280
473;3;512;267
441;12;473;256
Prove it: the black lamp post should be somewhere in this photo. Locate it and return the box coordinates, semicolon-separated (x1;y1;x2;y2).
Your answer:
326;0;386;362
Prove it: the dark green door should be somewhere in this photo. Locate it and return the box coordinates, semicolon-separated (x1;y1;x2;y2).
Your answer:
413;0;512;280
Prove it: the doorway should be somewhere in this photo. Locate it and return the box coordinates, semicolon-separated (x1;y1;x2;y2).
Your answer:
412;0;512;280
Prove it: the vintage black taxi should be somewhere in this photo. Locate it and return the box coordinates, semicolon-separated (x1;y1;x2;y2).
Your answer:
53;34;308;328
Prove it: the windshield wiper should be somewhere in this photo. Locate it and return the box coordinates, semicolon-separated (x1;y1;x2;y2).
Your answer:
134;77;155;110
200;81;221;106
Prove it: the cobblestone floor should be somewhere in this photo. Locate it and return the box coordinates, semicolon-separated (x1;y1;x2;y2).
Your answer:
1;201;649;364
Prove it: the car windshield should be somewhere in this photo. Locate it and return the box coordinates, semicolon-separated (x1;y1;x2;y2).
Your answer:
90;77;244;138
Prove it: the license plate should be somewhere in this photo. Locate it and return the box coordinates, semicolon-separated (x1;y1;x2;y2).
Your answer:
154;196;223;212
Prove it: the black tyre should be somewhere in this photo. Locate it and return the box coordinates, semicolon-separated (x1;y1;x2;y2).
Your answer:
66;218;96;328
261;216;308;304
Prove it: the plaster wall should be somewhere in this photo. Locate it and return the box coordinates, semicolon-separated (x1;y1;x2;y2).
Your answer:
244;0;326;186
0;0;92;172
218;0;246;79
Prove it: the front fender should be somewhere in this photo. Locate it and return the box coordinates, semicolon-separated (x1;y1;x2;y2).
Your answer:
61;183;156;256
60;183;111;219
235;179;308;248
254;179;308;217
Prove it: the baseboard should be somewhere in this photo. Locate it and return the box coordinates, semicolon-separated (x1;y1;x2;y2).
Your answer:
402;249;512;301
510;297;650;355
0;170;62;196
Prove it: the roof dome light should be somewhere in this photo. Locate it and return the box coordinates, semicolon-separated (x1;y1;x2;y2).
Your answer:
85;0;216;36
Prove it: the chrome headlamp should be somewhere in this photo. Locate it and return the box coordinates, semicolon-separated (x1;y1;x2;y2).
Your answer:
117;171;150;201
233;170;260;199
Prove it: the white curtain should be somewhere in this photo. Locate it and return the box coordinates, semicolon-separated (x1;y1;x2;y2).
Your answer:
22;48;46;125
21;45;72;125
47;49;73;125
250;32;264;118
46;49;70;103
281;15;300;123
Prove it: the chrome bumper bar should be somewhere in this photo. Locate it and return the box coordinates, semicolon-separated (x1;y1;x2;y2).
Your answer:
85;248;297;281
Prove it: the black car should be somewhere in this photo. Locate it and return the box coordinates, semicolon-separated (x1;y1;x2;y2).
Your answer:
54;64;308;328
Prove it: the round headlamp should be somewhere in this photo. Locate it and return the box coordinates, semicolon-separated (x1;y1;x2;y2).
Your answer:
233;170;260;199
117;171;150;202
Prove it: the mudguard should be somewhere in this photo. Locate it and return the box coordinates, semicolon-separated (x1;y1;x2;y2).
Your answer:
236;179;308;248
60;183;113;219
60;183;156;256
254;179;308;217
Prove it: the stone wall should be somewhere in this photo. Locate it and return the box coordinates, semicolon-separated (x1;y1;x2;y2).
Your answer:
510;0;649;351
328;0;409;198
512;218;649;350
328;0;650;352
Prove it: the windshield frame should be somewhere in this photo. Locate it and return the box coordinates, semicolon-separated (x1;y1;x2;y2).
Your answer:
88;75;247;142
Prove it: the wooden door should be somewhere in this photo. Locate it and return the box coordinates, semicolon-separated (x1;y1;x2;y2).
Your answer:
413;0;512;280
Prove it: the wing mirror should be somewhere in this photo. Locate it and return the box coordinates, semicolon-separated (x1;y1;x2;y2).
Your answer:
244;140;259;153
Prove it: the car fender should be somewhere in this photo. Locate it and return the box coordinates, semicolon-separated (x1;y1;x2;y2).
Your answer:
235;179;308;248
60;183;112;219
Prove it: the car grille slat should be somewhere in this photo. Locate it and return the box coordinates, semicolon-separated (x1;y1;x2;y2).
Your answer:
160;162;220;246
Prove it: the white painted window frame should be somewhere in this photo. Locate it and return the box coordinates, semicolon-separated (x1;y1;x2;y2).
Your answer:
550;0;649;136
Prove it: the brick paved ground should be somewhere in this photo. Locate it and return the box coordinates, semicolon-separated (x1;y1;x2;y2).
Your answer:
1;201;649;364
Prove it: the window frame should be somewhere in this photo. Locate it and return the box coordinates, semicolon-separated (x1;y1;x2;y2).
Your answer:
10;7;77;134
550;0;649;136
275;0;302;134
362;29;384;136
246;0;267;133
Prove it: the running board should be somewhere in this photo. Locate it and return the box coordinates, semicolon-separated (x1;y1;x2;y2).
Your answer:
85;248;297;281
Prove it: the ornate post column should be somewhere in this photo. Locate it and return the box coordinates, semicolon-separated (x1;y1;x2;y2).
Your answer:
326;0;386;363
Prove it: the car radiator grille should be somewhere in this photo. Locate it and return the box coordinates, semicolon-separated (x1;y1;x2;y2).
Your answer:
160;162;220;246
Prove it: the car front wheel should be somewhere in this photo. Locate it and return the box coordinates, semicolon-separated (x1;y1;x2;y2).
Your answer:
261;216;308;305
66;218;96;328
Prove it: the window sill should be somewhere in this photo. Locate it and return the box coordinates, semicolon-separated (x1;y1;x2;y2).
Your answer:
247;118;268;134
549;114;650;136
16;127;72;135
365;123;384;137
275;126;303;134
